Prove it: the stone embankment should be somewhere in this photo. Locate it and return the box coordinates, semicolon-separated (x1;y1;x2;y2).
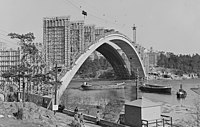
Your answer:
0;101;71;127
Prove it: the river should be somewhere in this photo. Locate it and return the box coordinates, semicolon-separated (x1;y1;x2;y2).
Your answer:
61;78;200;124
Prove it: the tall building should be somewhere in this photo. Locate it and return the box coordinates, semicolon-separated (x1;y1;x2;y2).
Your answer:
134;43;145;61
0;48;20;85
143;49;150;74
95;27;105;40
0;42;6;50
43;16;89;71
43;16;71;70
147;47;159;68
84;25;95;50
70;21;84;64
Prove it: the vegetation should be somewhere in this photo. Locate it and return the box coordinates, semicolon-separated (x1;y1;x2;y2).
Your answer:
76;54;113;79
157;52;200;76
176;98;200;127
1;32;52;102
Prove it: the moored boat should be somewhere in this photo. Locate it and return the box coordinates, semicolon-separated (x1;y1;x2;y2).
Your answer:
176;84;187;99
139;84;172;94
81;82;125;90
176;91;187;99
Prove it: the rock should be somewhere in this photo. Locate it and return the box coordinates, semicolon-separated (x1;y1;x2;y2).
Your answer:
7;114;15;119
0;115;4;118
0;109;5;115
32;112;40;119
0;102;71;127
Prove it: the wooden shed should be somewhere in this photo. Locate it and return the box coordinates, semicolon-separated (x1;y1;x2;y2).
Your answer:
124;98;162;127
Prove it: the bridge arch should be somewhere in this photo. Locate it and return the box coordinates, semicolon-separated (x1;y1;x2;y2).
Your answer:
58;33;146;101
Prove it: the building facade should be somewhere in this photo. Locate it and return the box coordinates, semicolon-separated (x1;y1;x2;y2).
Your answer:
0;48;20;84
70;21;84;65
84;25;95;51
43;16;71;70
147;47;159;69
43;16;91;71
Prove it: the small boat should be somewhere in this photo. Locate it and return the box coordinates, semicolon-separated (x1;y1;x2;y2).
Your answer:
139;84;172;94
81;82;125;90
176;84;187;99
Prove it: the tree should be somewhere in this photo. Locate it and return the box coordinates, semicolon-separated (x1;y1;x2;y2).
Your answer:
1;72;15;101
157;52;200;76
2;32;43;102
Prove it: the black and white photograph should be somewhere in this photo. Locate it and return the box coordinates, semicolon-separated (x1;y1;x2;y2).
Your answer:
0;0;200;127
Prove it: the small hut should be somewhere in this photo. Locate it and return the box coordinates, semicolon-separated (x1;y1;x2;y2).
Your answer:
124;97;162;127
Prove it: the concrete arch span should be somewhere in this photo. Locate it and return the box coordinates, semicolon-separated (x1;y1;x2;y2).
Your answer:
96;43;130;79
58;33;146;102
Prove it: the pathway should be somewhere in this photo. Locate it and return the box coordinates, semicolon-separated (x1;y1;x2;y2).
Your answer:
55;112;102;127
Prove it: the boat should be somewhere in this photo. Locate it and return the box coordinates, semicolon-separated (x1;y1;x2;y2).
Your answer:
176;84;187;99
81;82;125;90
139;84;172;94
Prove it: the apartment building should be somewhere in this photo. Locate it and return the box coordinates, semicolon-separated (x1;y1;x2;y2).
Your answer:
43;16;71;70
0;47;20;84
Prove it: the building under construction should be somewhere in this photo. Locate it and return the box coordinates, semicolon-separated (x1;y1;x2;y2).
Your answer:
43;16;100;71
84;25;95;50
43;16;71;71
43;16;151;76
70;20;84;65
43;16;89;71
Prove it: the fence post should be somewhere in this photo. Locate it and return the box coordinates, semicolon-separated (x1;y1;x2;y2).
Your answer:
170;117;172;127
163;118;165;127
156;120;158;127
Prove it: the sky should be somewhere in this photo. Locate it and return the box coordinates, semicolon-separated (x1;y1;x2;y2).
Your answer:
0;0;200;54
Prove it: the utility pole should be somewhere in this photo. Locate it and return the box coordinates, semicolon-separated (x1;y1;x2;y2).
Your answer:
136;69;139;100
54;62;58;115
132;24;136;43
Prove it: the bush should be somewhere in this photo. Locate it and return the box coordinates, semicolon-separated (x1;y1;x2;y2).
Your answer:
13;108;23;120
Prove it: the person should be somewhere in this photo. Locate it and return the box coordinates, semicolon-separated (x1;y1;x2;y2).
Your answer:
96;111;100;125
73;113;81;127
179;84;184;92
79;112;84;124
74;107;79;114
74;113;79;122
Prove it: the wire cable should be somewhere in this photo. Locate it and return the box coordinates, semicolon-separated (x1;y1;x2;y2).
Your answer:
0;37;18;44
62;0;126;28
63;0;81;11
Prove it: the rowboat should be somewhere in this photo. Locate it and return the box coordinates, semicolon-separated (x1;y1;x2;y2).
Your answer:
139;84;171;94
81;82;125;90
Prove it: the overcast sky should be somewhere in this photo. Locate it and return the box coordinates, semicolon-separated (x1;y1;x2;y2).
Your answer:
0;0;200;54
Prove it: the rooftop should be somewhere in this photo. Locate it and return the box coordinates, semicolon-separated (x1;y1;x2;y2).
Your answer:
125;97;162;108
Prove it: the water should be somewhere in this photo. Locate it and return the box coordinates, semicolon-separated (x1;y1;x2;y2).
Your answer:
63;79;200;105
141;79;200;106
61;78;200;123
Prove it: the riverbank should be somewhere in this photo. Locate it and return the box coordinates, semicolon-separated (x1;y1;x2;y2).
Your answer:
69;78;200;126
0;101;72;127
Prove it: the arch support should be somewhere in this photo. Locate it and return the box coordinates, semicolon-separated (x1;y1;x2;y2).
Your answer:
58;33;146;102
